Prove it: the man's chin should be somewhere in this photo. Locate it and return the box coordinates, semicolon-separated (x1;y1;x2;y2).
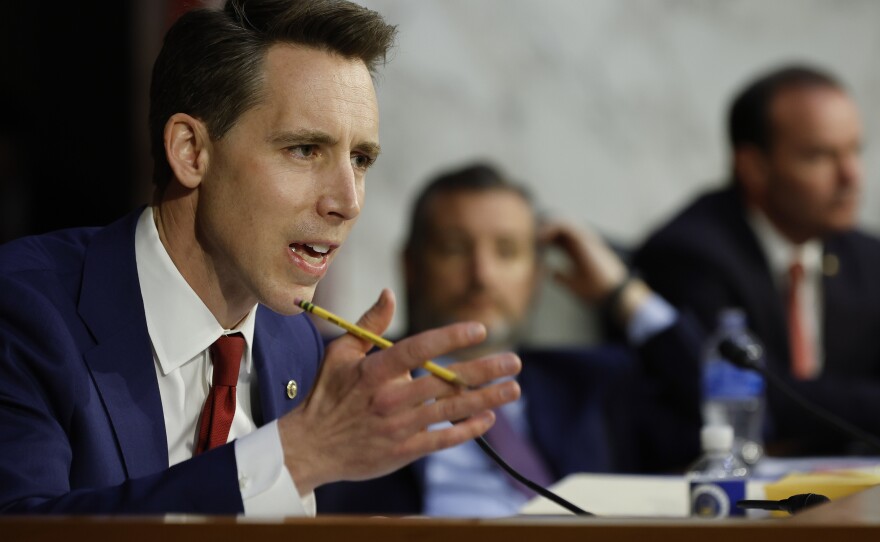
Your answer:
451;305;503;324
821;215;858;235
481;321;520;348
261;285;318;316
447;323;519;361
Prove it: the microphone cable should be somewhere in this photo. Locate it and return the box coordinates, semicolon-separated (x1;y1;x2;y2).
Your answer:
473;435;594;516
299;298;594;515
718;338;880;453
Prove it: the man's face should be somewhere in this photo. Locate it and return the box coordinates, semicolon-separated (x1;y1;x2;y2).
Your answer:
196;44;379;315
758;87;862;243
410;189;538;345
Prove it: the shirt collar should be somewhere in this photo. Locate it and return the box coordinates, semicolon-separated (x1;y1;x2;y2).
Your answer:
134;207;257;376
746;207;823;285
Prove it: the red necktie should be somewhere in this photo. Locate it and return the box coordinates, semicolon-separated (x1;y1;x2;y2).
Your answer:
195;333;244;455
787;262;816;380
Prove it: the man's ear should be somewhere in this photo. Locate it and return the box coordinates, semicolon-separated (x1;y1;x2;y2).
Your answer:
164;113;210;190
734;144;770;207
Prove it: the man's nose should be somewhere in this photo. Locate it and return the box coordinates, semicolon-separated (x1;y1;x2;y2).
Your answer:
317;160;362;221
470;247;498;287
837;151;862;189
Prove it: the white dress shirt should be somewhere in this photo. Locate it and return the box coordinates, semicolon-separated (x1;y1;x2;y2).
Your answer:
423;294;678;517
134;207;315;516
746;209;824;375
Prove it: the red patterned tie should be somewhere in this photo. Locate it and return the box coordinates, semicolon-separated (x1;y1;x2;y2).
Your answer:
787;262;815;380
195;333;244;455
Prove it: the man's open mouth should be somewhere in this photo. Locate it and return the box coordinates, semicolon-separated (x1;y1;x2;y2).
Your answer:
289;242;332;265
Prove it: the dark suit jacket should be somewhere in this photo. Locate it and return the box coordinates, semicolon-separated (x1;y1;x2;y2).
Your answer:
0;209;323;514
634;186;880;455
315;319;703;515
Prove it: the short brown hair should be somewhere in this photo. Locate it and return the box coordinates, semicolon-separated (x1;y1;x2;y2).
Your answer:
403;163;535;261
149;0;397;192
728;64;843;153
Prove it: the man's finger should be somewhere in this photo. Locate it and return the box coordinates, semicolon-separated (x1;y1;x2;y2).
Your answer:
324;289;397;358
395;411;498;460
375;378;520;443
371;353;521;413
361;321;487;385
354;288;395;336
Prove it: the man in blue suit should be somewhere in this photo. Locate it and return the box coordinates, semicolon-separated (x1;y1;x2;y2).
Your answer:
0;1;522;515
634;65;880;456
316;163;702;517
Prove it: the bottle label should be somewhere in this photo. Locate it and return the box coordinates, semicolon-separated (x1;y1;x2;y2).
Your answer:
690;480;746;518
704;359;764;398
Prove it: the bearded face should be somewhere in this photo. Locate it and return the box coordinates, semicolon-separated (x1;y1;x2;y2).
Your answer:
408;189;538;350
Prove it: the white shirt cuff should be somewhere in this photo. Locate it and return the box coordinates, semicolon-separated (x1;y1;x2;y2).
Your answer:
234;420;316;517
626;292;678;346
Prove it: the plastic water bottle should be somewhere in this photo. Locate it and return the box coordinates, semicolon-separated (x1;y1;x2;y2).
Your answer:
702;308;765;465
687;424;749;518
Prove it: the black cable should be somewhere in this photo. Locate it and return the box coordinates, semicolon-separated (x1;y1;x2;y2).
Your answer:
474;435;594;516
756;365;880;452
737;493;830;514
718;338;880;453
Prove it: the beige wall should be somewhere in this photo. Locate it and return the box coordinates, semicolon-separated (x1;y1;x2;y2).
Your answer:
313;0;880;342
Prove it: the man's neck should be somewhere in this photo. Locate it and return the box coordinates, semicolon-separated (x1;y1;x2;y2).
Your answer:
746;206;824;282
153;193;253;330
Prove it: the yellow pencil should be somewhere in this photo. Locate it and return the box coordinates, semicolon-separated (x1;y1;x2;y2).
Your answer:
296;298;469;388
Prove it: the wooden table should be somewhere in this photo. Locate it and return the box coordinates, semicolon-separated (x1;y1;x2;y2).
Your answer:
4;484;878;542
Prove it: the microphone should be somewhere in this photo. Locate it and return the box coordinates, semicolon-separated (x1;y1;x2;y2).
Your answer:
717;338;880;453
737;493;829;514
717;337;763;370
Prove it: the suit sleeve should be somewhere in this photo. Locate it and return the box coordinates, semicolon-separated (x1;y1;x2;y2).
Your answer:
634;241;735;333
2;448;244;515
629;314;704;471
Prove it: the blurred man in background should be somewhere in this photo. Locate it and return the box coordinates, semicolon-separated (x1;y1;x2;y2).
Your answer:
634;65;880;456
318;163;702;517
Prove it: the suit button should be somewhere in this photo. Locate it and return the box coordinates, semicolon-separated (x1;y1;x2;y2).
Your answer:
286;380;298;399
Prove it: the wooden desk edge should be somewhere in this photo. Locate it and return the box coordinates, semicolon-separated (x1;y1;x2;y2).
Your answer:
3;485;878;541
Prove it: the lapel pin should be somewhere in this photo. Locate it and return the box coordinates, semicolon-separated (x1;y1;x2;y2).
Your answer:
286;380;298;400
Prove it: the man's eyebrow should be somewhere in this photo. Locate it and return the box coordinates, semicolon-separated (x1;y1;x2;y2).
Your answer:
268;129;381;157
268;129;337;146
355;140;382;158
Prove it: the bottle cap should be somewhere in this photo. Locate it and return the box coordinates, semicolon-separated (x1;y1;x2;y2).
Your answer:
701;424;734;452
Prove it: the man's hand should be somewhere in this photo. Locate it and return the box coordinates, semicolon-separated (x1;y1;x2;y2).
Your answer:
541;222;651;325
541;222;627;303
277;289;521;495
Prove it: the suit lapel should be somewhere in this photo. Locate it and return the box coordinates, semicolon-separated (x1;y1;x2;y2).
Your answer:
253;309;322;423
719;190;790;370
821;234;880;376
78;209;169;478
519;350;616;477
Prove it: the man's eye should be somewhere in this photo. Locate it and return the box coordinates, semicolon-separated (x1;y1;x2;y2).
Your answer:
435;241;468;256
497;241;524;260
351;153;375;170
289;145;317;158
498;246;519;259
